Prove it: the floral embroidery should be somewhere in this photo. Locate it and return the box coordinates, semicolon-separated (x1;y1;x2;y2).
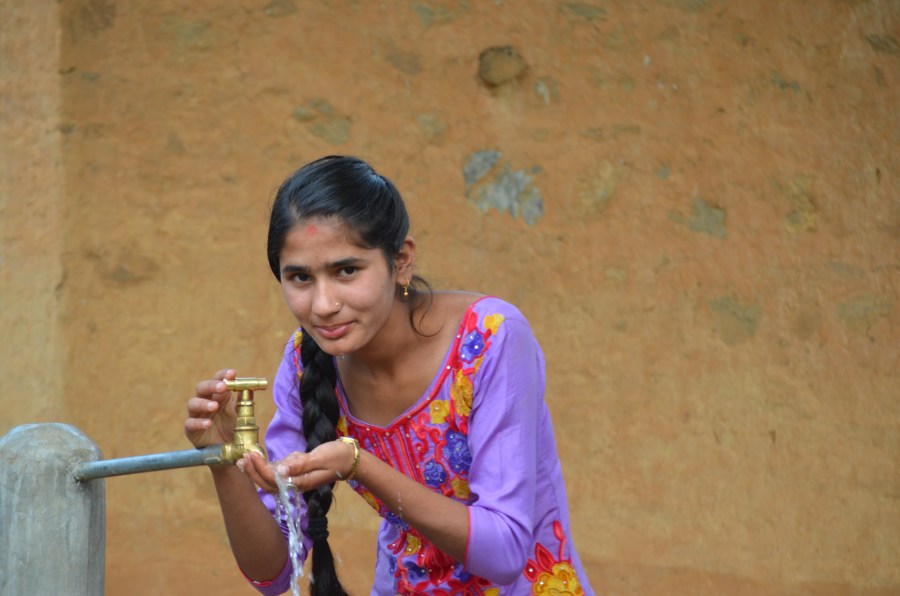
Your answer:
451;477;470;500
405;533;421;555
484;313;505;334
423;459;448;488
359;489;379;512
291;329;304;381
460;329;486;362
445;430;472;473
385;510;409;531
430;400;449;424
525;521;584;595
451;369;474;417
324;305;535;595
404;561;429;585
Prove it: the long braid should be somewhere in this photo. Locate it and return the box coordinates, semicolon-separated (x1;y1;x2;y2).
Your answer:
298;331;348;596
265;156;429;594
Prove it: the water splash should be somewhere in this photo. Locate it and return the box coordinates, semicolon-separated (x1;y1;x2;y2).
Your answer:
274;470;304;596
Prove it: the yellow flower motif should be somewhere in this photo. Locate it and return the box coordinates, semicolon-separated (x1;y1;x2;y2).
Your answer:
430;400;449;424
404;533;421;554
485;590;500;596
532;563;583;595
484;313;505;334
451;477;470;500
452;369;473;417
337;416;348;436
361;489;379;512
292;329;303;349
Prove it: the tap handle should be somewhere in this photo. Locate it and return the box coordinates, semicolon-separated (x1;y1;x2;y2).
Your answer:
218;376;269;464
224;377;268;392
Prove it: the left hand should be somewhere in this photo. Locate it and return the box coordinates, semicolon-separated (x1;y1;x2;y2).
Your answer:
239;440;356;493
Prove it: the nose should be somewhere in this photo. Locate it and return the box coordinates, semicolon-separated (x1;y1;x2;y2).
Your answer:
311;282;341;317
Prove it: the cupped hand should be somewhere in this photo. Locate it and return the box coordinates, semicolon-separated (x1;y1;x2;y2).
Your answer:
240;440;355;494
184;368;238;448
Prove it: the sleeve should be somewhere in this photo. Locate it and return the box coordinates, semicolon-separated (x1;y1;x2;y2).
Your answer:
463;311;545;585
244;334;312;595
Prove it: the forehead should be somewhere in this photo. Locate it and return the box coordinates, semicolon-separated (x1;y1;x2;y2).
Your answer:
287;216;355;243
280;216;377;261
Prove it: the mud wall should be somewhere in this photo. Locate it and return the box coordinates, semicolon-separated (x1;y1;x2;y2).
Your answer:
1;0;898;594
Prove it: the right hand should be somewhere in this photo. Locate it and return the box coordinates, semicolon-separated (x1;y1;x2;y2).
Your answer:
184;368;238;448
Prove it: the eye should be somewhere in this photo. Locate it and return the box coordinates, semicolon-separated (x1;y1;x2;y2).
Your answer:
338;266;358;277
288;272;310;284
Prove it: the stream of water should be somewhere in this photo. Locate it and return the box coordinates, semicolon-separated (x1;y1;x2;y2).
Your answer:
274;471;305;596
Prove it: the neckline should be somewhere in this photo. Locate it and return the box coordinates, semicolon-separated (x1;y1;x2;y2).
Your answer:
333;295;490;432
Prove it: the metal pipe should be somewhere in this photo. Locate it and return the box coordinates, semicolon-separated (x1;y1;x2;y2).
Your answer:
72;376;269;483
72;445;228;482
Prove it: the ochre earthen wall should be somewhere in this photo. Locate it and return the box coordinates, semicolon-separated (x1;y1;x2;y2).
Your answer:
1;1;898;594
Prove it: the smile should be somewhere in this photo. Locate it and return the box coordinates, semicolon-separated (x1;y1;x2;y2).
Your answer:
315;323;352;340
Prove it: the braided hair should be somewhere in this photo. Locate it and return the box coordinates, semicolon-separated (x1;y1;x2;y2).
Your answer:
266;156;427;595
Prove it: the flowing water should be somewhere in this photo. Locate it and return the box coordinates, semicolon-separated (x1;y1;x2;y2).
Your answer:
274;471;305;596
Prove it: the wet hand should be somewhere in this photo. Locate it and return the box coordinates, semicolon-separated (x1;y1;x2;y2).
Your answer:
184;368;238;448
240;441;356;494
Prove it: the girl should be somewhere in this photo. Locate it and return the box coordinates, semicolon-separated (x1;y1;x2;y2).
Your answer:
184;156;594;595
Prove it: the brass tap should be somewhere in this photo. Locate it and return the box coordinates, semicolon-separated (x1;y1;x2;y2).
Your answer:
220;377;268;464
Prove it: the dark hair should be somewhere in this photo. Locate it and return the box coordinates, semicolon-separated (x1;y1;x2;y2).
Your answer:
267;155;428;596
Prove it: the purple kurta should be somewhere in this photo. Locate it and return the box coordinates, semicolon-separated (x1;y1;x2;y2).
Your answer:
248;297;594;595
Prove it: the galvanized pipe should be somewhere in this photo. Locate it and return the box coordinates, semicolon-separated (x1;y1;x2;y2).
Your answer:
72;445;228;482
72;377;269;482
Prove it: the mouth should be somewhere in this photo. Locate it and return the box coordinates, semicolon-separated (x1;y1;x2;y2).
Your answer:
314;322;352;341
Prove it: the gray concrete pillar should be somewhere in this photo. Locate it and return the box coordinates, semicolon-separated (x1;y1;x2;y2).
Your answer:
0;423;105;595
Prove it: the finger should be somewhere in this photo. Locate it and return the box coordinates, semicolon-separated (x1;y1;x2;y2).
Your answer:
273;452;332;490
288;469;337;493
186;397;219;417
195;379;228;398
195;370;236;397
213;368;237;381
243;453;277;493
274;452;312;478
184;417;214;433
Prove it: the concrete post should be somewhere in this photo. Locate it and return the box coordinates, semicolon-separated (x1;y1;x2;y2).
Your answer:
0;424;105;595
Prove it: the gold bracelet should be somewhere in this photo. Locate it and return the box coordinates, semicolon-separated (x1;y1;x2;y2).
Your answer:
337;436;360;481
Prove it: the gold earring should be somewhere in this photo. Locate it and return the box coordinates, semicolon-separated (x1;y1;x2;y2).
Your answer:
402;278;410;298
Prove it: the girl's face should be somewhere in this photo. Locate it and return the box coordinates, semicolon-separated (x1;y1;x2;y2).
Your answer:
278;216;409;356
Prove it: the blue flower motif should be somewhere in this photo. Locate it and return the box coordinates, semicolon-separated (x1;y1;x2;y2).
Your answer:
385;510;409;531
459;329;485;362
389;556;397;575
454;567;472;582
423;459;448;488
445;430;472;473
405;561;428;583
